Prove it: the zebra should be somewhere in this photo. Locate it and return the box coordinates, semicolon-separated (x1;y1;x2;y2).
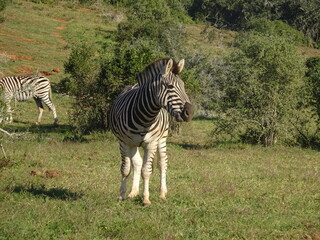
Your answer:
109;58;194;206
0;75;58;125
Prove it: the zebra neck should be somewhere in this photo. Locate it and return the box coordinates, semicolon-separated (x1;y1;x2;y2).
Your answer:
132;85;161;127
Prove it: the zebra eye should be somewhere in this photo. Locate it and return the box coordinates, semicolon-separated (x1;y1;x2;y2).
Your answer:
167;85;174;89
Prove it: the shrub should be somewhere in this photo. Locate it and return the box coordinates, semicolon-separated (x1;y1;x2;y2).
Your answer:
212;33;305;146
64;41;162;134
63;0;195;134
306;57;320;121
245;18;306;45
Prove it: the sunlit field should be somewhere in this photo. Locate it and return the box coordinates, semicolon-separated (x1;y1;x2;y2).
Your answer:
0;1;319;239
0;119;319;239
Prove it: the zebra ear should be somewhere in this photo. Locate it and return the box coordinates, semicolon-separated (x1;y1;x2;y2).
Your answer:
177;59;185;73
163;59;174;76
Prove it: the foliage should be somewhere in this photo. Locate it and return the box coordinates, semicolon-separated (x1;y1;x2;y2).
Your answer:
64;43;105;134
211;33;305;146
188;0;320;47
0;0;10;11
116;0;188;59
290;57;320;148
306;57;320;121
0;0;10;22
64;41;162;134
64;0;194;134
115;0;193;23
280;0;320;47
245;18;306;45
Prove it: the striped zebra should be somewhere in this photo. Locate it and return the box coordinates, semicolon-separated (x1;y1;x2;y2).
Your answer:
109;58;194;206
0;75;58;125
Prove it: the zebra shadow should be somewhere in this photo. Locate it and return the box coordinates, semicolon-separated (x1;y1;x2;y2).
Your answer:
11;184;83;201
168;143;210;150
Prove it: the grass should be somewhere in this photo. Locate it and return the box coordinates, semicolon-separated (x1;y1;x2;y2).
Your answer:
0;0;118;82
0;1;320;239
0;121;319;239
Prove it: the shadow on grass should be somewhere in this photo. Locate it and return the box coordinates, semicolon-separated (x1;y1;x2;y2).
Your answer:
168;142;211;150
12;185;84;201
3;122;73;136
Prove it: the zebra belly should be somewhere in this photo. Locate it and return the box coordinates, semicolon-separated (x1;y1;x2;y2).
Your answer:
14;91;34;101
115;123;168;147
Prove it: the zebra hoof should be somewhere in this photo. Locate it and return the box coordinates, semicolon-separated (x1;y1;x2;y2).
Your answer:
159;195;167;201
35;122;40;125
128;192;139;199
143;199;152;206
118;196;126;201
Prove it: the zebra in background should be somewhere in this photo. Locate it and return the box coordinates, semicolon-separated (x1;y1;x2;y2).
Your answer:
109;58;194;206
0;75;58;125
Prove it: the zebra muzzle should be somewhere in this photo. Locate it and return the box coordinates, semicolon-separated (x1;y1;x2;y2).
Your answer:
181;102;194;122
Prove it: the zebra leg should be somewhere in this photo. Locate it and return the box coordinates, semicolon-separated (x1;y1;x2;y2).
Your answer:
49;104;58;125
39;96;58;125
34;98;44;124
157;137;168;200
142;144;157;206
5;99;13;124
119;142;131;201
128;147;142;199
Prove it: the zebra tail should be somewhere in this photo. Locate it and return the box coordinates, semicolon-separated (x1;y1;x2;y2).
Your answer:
48;87;53;112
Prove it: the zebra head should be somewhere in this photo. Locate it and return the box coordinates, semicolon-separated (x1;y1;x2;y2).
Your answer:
157;59;194;122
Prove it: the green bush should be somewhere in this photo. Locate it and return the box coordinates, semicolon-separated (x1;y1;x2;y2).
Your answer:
212;33;305;146
245;18;306;45
63;0;196;134
64;43;104;134
64;41;162;134
306;57;320;121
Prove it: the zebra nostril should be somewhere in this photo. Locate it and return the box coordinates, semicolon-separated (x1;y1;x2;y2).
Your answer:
182;103;194;122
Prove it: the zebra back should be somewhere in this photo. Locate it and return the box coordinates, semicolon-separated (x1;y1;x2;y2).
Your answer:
0;75;51;101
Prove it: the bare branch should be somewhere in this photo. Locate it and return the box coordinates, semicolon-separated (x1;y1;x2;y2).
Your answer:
0;128;29;137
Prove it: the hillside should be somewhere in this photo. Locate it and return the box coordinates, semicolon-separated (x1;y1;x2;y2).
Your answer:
2;1;319;81
0;0;119;83
0;0;240;81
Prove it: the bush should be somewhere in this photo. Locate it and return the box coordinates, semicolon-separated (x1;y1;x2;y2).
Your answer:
291;56;320;148
64;43;105;134
64;41;162;134
306;57;320;121
63;0;196;134
245;18;306;45
211;33;305;146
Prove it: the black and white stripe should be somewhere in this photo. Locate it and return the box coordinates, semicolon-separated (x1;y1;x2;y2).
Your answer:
0;75;58;124
109;58;194;205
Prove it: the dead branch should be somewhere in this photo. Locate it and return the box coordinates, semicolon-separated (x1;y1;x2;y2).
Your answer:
0;128;29;137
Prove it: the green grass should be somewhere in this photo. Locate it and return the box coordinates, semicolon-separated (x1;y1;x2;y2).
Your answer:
0;0;118;82
0;120;320;239
0;1;320;239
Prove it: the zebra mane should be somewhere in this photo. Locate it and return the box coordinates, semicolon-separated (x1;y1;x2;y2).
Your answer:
136;58;180;86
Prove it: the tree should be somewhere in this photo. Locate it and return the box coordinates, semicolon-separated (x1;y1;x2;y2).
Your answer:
306;57;320;123
213;32;305;146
